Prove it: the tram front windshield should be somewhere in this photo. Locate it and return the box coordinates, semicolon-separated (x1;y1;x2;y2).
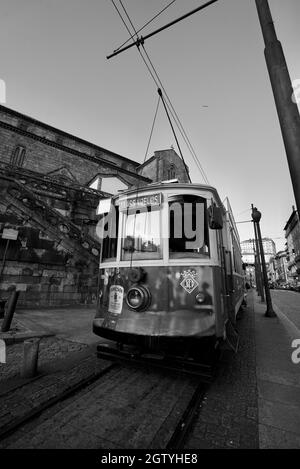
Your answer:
101;192;210;263
168;194;209;258
122;206;161;260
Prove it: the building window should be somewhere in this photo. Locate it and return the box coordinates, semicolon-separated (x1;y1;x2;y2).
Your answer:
10;146;26;167
167;164;176;180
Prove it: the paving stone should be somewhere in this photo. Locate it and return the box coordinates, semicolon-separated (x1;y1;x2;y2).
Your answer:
184;294;259;449
259;423;300;449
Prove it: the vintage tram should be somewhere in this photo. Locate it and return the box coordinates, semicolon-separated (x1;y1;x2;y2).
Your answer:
93;182;244;368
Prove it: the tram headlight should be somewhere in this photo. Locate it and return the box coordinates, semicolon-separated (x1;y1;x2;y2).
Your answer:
196;292;206;304
126;286;151;311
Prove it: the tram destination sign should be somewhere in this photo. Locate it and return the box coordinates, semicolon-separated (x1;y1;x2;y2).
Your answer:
119;192;161;211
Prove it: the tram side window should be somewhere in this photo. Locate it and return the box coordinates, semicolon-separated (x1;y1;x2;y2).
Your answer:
101;206;119;262
232;234;243;275
169;195;209;259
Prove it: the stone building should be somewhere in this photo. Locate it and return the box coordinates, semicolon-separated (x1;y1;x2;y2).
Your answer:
0;105;189;307
284;207;300;286
274;251;288;285
137;149;190;183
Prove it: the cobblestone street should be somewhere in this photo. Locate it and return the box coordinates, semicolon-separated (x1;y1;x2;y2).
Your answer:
1;290;299;449
184;292;259;449
0;293;261;450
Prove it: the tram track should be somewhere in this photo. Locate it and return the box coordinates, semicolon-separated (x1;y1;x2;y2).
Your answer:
0;361;117;442
166;382;208;449
0;357;210;449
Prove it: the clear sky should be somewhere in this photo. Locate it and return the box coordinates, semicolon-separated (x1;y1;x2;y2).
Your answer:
1;0;299;251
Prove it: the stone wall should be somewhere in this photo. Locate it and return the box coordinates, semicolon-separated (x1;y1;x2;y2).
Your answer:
0;105;149;308
0;107;190;309
0;260;97;308
0;105;150;188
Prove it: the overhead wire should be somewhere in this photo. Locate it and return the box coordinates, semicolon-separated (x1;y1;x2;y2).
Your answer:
110;0;210;184
118;0;139;37
158;88;191;183
141;44;210;184
114;0;177;52
143;94;161;164
116;1;200;179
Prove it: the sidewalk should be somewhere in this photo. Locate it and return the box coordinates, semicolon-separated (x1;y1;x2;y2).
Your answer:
253;291;300;448
0;306;98;345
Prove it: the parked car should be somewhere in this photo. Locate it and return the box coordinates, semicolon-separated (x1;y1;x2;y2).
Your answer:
277;283;289;290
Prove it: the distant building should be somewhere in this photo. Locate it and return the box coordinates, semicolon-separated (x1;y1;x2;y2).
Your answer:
241;238;276;287
275;251;288;284
284;207;300;286
268;256;277;284
240;238;276;265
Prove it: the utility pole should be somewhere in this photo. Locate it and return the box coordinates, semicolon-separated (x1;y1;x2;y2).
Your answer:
251;206;276;317
255;0;300;215
254;224;265;301
252;235;264;301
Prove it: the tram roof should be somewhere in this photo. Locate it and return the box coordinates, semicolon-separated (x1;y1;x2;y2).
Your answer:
114;182;225;211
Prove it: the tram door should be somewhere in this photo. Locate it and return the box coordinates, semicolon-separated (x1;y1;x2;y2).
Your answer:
217;227;234;320
223;248;235;321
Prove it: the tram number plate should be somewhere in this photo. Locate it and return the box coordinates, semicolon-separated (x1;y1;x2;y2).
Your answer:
108;285;124;315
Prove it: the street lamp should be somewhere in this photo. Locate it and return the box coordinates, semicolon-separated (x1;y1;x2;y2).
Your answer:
252;236;264;301
251;206;276;317
252;208;276;315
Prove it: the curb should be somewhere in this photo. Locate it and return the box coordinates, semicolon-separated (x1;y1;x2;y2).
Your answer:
0;332;54;345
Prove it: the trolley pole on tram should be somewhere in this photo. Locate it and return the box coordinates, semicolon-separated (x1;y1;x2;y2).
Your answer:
255;0;300;215
251;206;276;318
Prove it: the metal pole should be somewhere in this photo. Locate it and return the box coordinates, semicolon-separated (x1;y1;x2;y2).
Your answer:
255;0;300;215
252;207;276;317
0;239;10;279
251;208;265;302
157;88;191;183
107;0;219;59
252;238;259;293
1;290;20;332
254;223;265;300
256;221;276;317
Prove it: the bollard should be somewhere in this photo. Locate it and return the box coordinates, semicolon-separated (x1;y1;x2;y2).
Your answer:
0;339;6;363
21;338;40;378
0;299;7;319
1;290;20;332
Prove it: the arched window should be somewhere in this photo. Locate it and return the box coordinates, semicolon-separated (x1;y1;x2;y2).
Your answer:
167;164;176;180
10;146;26;167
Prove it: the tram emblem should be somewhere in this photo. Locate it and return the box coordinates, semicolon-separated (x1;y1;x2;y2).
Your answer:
180;270;199;294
